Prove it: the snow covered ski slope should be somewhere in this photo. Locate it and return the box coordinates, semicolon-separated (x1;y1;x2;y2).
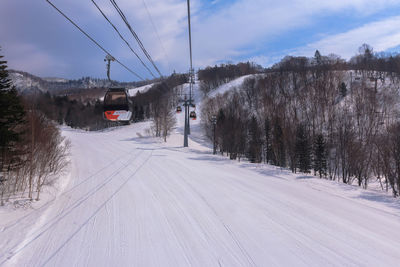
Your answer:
2;116;400;266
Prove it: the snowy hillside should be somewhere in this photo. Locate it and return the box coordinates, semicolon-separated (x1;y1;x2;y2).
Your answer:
208;74;255;97
128;83;154;97
9;71;47;93
8;70;147;93
1;77;400;266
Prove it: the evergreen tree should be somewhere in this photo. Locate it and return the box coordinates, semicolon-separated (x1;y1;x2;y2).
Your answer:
216;108;226;153
272;117;285;167
313;134;327;178
295;124;311;173
138;106;144;121
0;51;26;173
264;117;274;164
340;82;347;98
314;50;322;65
247;116;262;163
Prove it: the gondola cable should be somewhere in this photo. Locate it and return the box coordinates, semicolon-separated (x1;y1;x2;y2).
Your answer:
90;0;157;79
45;0;144;81
142;0;171;69
109;0;163;78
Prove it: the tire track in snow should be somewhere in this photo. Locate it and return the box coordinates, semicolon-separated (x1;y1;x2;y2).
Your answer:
148;157;257;267
0;149;147;265
177;174;257;267
171;155;400;266
176;160;358;265
1;143;138;234
1;147;139;260
37;150;153;267
144;166;204;266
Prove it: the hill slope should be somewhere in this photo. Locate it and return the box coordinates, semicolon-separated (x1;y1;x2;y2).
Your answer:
1;79;400;266
1;126;400;265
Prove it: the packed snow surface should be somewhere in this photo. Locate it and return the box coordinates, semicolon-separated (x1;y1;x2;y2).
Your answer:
208;75;254;98
1;81;400;266
128;83;154;97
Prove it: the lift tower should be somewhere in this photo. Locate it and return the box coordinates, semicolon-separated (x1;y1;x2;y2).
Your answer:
184;0;194;147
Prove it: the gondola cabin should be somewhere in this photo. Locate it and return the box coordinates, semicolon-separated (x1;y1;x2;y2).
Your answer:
190;111;197;120
103;88;133;122
176;106;182;113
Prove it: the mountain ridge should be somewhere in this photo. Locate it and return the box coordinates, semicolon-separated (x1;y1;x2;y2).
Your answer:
8;69;151;94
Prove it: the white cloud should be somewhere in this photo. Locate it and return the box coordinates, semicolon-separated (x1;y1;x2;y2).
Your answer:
184;0;400;69
293;16;400;59
3;0;400;79
80;0;400;73
3;42;67;77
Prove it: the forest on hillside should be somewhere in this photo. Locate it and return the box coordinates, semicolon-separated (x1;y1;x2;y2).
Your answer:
201;45;400;197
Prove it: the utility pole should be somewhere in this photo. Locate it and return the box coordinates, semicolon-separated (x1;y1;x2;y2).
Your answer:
211;115;217;154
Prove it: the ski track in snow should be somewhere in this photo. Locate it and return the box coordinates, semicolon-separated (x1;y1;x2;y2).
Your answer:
1;81;400;266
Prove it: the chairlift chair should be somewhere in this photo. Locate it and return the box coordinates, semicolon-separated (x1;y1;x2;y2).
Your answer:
176;106;182;113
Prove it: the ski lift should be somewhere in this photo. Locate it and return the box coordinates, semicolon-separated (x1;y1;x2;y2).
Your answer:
176;106;182;113
190;111;197;120
191;103;196;108
103;88;133;122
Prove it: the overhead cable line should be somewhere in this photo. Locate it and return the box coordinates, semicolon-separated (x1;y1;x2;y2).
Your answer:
90;0;156;79
110;0;163;78
45;0;144;81
142;0;171;69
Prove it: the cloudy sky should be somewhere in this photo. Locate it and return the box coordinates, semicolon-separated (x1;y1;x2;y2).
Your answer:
2;0;400;81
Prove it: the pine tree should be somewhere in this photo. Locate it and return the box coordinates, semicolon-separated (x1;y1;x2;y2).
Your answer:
0;51;26;174
314;50;322;65
264;118;273;164
247;116;262;163
295;124;311;173
272;117;285;167
340;82;347;98
313;134;327;178
216;108;225;153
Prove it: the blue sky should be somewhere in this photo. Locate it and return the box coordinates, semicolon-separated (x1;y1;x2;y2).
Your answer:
2;0;400;82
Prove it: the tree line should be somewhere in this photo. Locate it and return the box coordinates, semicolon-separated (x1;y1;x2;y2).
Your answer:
0;51;69;204
201;47;400;197
132;73;188;141
198;62;264;95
